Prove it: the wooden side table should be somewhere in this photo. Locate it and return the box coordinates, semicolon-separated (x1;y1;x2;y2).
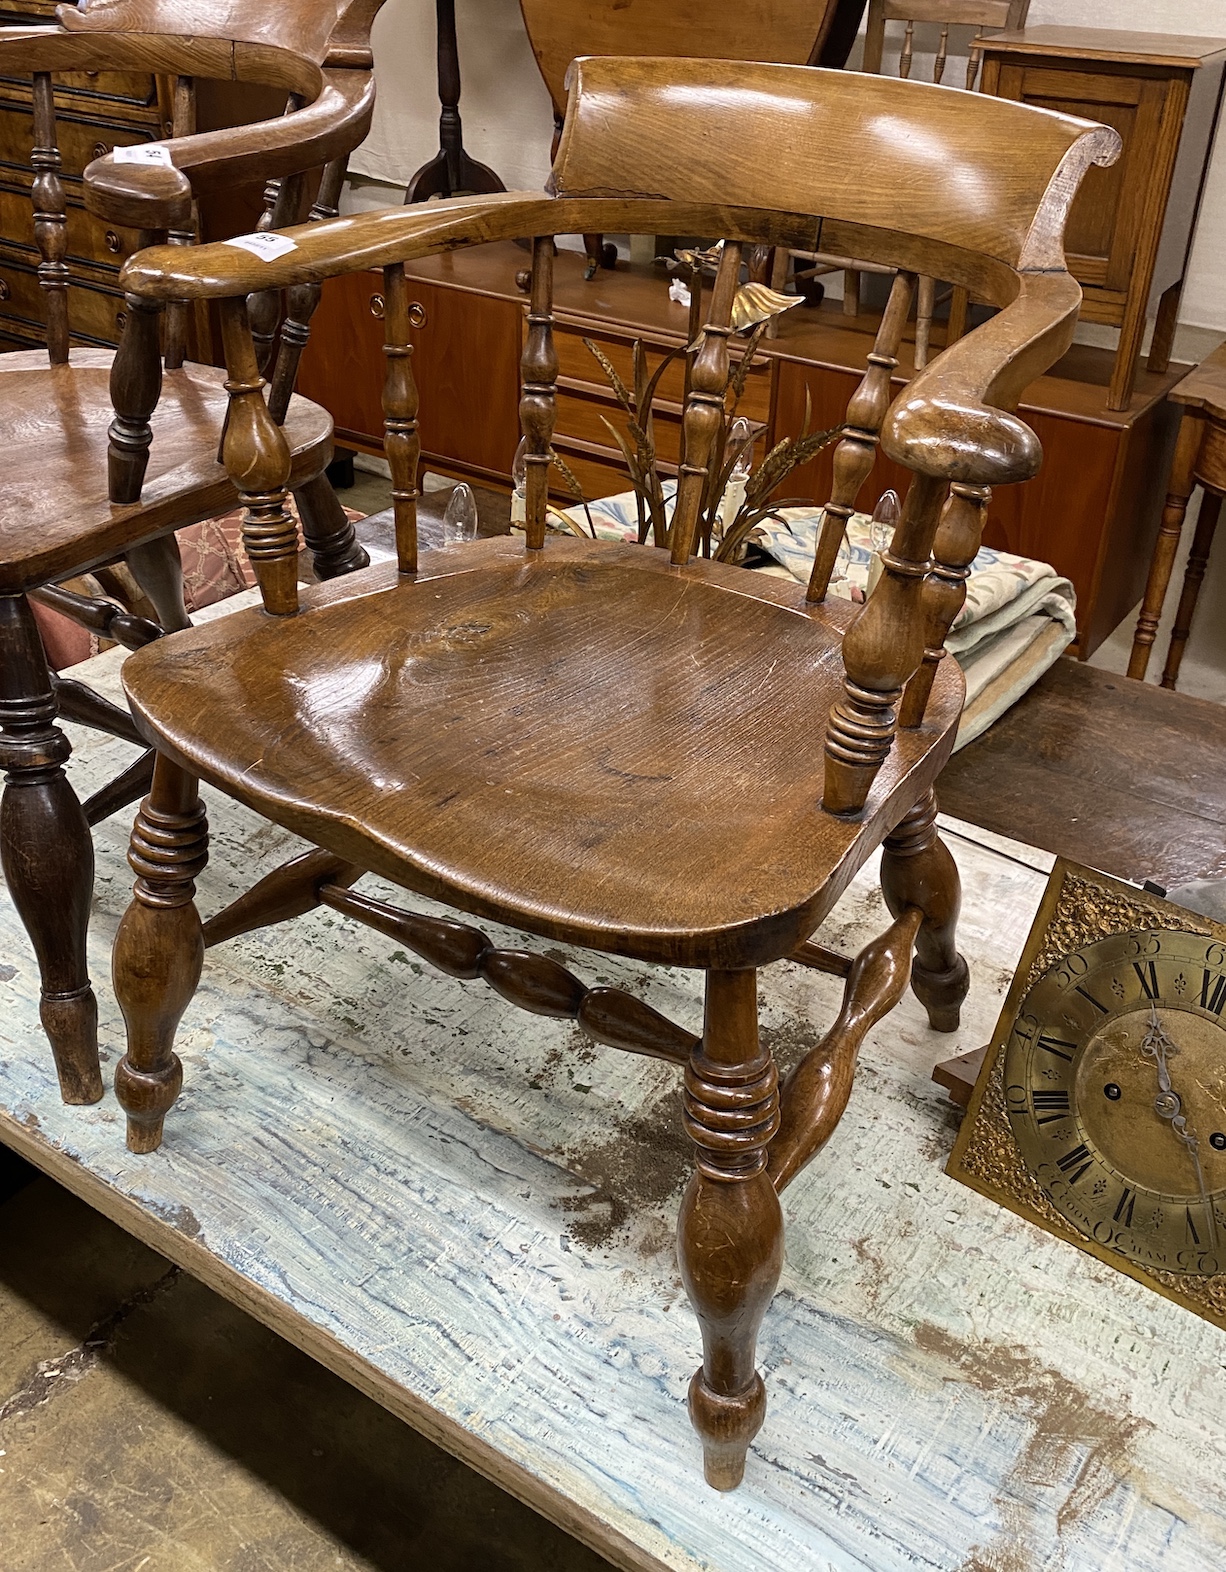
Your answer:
979;27;1226;412
1128;343;1226;686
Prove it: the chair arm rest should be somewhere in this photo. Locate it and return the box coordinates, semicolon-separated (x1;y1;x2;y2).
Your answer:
84;68;375;231
882;270;1084;487
118;194;823;300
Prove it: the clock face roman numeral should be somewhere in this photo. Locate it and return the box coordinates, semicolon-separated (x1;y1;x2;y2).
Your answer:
1186;1206;1204;1247
1133;960;1160;1001
1056;1143;1093;1183
1073;984;1109;1014
1037;1035;1076;1062
1200;970;1226;1016
1032;1089;1070;1125
1113;1187;1136;1227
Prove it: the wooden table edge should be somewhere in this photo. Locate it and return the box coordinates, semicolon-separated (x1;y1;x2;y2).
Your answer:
0;1104;667;1572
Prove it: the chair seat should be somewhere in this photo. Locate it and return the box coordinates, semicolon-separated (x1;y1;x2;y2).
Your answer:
123;536;964;968
0;348;332;593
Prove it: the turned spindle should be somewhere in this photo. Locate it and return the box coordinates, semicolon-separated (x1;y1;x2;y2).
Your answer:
519;235;558;551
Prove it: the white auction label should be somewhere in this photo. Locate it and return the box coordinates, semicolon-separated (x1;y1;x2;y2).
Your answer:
223;232;298;261
111;143;174;167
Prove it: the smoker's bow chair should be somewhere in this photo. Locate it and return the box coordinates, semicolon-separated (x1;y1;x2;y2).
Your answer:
0;0;384;1106
109;58;1118;1489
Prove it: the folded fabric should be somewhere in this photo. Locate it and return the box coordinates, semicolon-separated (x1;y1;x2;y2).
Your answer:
750;508;1076;748
562;490;1076;751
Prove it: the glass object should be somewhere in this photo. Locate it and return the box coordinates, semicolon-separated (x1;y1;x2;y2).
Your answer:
510;437;528;527
870;488;901;554
443;482;478;545
831;533;852;584
718;418;754;530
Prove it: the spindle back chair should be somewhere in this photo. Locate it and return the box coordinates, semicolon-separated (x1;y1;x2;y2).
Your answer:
789;1;1030;363
107;57;1118;1490
0;0;384;1109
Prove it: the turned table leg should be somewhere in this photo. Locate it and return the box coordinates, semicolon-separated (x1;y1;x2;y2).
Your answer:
1161;489;1222;690
113;754;208;1153
1129;410;1202;681
881;790;968;1033
0;592;101;1103
678;969;783;1491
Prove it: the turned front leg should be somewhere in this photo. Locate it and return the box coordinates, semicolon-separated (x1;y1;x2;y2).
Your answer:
0;593;100;1103
679;969;782;1491
113;755;208;1152
880;790;968;1032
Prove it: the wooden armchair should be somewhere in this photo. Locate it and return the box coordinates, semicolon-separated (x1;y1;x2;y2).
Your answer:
0;0;384;1108
107;58;1117;1489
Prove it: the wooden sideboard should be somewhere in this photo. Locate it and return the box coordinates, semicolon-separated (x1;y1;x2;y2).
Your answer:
297;241;1185;658
0;0;283;352
979;27;1226;413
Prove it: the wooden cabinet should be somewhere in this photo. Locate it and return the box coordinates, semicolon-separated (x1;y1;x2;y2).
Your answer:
0;0;285;353
299;241;1185;658
980;27;1226;412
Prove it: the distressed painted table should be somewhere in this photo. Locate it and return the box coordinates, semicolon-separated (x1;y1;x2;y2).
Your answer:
1;621;1225;1572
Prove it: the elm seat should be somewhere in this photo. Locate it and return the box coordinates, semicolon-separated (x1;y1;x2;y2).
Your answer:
123;537;965;968
0;351;331;593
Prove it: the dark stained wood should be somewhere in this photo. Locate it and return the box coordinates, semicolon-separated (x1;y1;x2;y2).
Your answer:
939;658;1226;888
111;58;1109;1488
0;590;100;1105
0;3;384;1109
405;0;504;204
1129;342;1226;688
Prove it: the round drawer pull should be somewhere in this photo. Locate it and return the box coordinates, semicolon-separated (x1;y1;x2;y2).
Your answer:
368;292;384;319
115;309;128;331
105;231;123;254
0;279;10;302
408;301;428;329
93;141;110;160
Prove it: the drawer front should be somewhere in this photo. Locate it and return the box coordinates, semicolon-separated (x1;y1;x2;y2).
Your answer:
554;321;772;423
0;182;139;270
0;251;125;345
555;387;683;467
0;70;159;113
550;441;664;505
0;101;159;184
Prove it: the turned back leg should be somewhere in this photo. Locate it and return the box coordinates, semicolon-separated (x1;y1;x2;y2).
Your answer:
678;969;783;1490
113;755;208;1152
0;593;100;1103
880;790;968;1032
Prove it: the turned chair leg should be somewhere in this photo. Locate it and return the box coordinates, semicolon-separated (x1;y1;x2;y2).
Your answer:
0;593;101;1103
880;790;968;1032
113;754;208;1153
678;969;783;1491
293;472;370;580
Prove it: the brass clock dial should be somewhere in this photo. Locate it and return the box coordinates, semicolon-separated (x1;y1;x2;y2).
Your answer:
1006;928;1226;1276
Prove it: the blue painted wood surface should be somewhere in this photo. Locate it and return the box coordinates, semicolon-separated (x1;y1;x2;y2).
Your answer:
1;635;1224;1571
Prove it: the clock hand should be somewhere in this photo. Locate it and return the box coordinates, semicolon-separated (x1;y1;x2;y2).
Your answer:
1140;1003;1219;1249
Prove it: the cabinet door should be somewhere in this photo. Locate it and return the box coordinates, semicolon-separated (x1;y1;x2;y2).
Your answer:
990;63;1170;313
298;271;522;484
